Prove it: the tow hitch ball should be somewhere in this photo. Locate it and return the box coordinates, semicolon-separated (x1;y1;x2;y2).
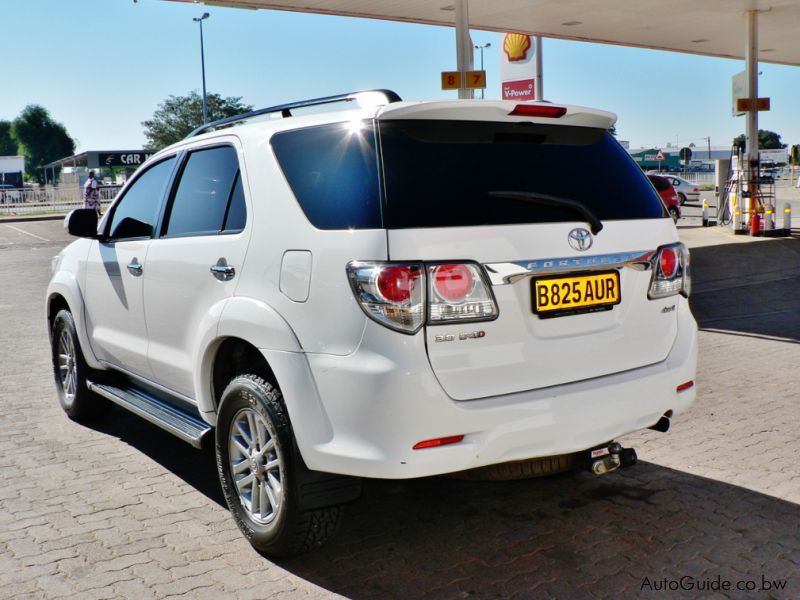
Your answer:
586;442;637;476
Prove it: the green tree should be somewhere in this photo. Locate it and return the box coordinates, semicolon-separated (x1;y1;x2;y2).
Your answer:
0;120;18;156
11;106;75;184
142;91;253;151
732;129;787;152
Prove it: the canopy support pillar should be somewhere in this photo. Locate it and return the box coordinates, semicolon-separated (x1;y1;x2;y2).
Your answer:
454;0;474;99
745;9;760;225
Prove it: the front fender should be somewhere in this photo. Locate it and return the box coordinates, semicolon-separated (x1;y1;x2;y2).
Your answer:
46;271;103;369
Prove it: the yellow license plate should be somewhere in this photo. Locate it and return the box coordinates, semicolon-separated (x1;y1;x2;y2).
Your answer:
532;271;621;316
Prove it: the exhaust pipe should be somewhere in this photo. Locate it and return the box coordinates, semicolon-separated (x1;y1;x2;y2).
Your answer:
649;416;671;433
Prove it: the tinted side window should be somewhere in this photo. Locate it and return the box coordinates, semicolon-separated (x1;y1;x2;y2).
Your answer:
271;121;382;229
109;157;176;239
164;146;241;237
223;173;246;232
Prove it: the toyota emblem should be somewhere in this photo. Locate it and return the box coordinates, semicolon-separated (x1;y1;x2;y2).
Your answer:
568;228;593;252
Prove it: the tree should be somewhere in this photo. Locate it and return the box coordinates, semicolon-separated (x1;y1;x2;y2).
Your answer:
732;129;787;152
11;106;75;184
0;120;18;156
142;91;253;150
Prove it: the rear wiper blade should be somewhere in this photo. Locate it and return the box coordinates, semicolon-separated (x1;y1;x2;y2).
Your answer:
488;190;604;234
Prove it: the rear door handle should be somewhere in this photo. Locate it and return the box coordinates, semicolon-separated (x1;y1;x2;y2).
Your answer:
127;259;143;276
210;258;235;281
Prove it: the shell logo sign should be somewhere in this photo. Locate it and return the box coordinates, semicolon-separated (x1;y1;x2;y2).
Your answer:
503;33;531;62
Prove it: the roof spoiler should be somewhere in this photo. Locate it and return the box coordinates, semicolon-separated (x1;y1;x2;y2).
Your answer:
186;89;402;139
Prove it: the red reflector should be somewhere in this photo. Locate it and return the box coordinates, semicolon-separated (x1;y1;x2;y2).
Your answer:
509;104;567;118
660;248;678;278
693;188;699;192
377;265;417;303
412;435;464;450
677;381;694;392
433;264;474;302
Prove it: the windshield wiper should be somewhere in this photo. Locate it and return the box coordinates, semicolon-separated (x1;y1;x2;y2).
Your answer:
488;191;604;234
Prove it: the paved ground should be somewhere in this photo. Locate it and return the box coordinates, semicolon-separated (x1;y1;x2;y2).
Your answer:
1;220;799;598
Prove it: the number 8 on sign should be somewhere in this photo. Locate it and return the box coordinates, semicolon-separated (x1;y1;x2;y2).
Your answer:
441;71;462;90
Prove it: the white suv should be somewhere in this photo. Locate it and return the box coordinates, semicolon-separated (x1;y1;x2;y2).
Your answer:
47;90;697;556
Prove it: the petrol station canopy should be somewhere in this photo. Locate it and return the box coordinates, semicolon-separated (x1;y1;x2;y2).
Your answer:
168;0;800;67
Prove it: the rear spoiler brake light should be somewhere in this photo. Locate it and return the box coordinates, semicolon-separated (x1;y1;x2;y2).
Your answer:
509;105;567;118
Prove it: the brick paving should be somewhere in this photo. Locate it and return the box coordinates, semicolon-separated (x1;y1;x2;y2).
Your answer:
0;221;798;598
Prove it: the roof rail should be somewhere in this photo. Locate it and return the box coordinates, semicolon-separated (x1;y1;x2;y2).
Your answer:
186;89;402;139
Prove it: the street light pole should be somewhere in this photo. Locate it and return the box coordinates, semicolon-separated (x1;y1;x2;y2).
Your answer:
474;42;491;99
193;12;210;124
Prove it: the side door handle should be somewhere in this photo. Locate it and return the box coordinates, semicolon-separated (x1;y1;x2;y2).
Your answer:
210;258;235;282
126;258;143;277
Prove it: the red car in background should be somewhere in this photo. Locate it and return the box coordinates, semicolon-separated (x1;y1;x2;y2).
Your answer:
647;174;681;223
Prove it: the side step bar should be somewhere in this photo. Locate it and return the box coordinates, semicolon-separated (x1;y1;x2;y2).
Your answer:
88;381;211;448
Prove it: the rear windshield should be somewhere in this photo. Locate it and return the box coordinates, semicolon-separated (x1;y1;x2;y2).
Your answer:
271;119;665;230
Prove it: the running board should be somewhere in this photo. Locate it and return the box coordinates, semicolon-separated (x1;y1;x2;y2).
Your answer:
87;381;211;448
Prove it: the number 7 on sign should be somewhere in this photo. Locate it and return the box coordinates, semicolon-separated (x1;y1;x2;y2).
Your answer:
466;70;486;89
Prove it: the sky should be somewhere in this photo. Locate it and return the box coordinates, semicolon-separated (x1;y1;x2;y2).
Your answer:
2;0;799;154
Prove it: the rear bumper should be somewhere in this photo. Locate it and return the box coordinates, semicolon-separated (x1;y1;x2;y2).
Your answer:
266;299;698;479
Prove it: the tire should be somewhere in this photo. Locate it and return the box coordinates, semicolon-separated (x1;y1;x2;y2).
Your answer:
678;192;687;205
50;309;109;420
669;206;680;223
215;374;343;557
450;452;582;481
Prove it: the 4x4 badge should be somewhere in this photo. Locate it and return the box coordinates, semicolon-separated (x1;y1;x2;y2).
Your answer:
568;228;593;252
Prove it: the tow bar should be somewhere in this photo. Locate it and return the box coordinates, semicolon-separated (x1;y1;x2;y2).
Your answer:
586;442;637;476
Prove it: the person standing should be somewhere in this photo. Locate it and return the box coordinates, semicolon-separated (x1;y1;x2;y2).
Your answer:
83;170;101;215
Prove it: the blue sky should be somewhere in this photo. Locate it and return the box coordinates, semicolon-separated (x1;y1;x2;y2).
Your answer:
2;0;799;153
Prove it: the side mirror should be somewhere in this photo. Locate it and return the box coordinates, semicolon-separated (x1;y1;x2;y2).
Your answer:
64;209;99;238
112;217;152;239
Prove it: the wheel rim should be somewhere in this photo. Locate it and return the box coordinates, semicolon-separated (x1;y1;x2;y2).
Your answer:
57;329;78;403
228;407;284;525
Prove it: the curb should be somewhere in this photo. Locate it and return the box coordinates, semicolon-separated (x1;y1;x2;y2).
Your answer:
0;214;66;224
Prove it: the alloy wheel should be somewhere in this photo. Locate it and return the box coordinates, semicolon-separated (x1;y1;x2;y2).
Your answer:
228;407;284;524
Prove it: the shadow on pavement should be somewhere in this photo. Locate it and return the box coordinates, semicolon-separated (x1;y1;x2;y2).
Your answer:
689;237;800;341
86;404;227;508
78;410;800;598
281;465;799;598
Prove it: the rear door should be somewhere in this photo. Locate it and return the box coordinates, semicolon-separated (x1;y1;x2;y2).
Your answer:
143;141;250;398
378;117;678;400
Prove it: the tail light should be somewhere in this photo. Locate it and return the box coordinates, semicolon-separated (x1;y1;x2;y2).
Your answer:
649;243;691;299
347;261;498;334
428;263;498;323
347;262;425;334
693;187;699;193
